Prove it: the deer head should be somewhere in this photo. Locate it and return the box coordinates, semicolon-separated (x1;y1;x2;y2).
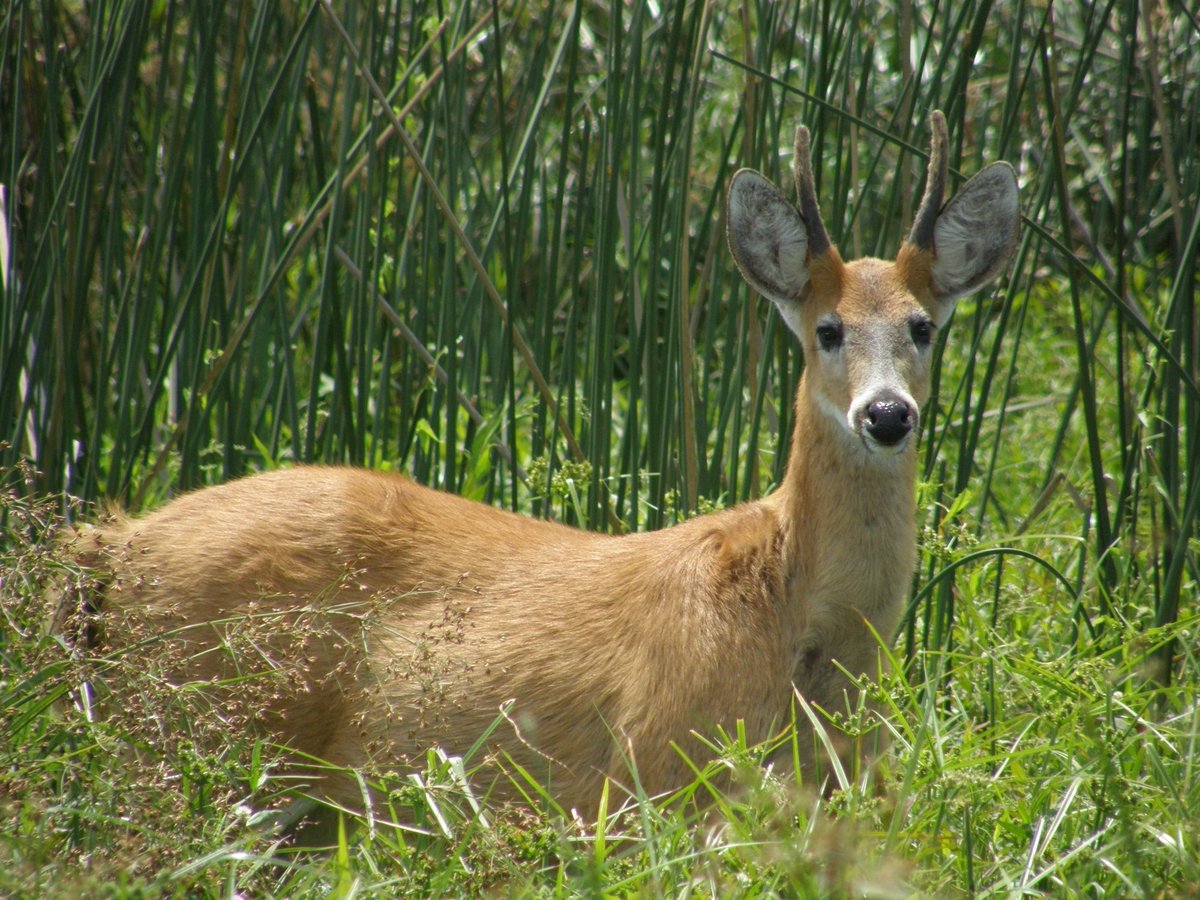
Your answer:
726;112;1020;456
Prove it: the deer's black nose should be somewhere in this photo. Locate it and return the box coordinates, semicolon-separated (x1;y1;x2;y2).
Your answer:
865;398;914;446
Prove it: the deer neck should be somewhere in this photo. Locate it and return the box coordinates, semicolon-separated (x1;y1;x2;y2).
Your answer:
770;373;919;630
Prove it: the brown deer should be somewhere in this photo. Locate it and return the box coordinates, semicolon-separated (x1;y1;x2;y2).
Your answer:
69;111;1019;820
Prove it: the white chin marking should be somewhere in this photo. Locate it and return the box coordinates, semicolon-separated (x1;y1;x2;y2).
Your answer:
859;433;911;456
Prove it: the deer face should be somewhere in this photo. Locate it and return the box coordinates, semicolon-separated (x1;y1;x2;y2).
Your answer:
726;113;1020;456
795;255;938;453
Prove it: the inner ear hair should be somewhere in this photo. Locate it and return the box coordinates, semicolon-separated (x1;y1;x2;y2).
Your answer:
726;169;811;306
929;162;1020;303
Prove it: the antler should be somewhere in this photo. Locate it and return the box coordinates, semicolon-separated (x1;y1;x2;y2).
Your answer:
906;110;949;250
792;125;832;257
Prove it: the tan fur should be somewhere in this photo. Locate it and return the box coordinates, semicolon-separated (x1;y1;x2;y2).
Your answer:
73;119;1018;818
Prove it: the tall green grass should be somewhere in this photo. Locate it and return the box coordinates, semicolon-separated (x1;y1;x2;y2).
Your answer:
2;0;1197;895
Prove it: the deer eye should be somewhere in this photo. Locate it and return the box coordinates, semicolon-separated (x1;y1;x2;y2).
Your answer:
910;316;935;349
815;321;844;352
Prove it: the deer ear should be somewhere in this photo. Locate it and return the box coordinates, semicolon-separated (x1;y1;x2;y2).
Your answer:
930;162;1020;306
727;169;810;330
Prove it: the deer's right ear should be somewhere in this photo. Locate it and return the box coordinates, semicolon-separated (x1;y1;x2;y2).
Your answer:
727;170;811;317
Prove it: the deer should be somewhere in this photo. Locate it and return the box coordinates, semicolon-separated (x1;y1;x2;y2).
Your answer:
66;111;1019;823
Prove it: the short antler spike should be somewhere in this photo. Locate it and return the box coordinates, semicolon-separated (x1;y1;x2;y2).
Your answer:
906;110;949;250
793;125;832;257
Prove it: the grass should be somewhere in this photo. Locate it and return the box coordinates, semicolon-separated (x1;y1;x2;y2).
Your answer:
2;0;1198;895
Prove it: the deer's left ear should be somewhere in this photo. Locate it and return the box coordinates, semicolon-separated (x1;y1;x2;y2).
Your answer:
929;162;1020;306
